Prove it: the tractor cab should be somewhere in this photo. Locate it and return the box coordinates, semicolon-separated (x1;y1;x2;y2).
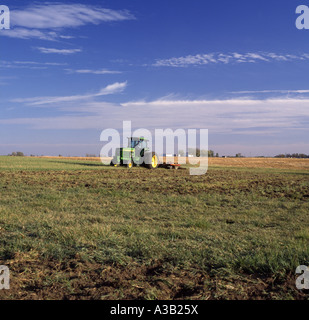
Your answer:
128;137;148;151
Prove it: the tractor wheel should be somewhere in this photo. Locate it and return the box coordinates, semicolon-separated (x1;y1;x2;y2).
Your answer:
145;152;159;169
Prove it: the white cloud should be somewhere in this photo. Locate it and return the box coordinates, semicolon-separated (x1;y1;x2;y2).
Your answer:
153;52;309;67
119;98;309;134
4;96;309;136
13;61;67;66
66;69;122;75
0;3;134;41
0;60;67;71
232;89;309;94
2;94;309;156
36;47;82;54
1;28;58;40
11;3;135;29
11;82;127;105
0;62;46;70
97;82;127;95
0;28;74;41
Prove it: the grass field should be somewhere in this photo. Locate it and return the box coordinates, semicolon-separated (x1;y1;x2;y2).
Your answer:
0;156;308;300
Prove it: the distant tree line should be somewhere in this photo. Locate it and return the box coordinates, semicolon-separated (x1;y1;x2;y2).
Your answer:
8;151;24;156
275;153;309;158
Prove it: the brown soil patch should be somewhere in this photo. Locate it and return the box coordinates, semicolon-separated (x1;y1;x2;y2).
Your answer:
207;157;309;170
0;253;307;300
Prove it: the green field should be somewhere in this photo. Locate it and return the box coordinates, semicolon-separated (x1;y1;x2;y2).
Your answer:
0;156;308;299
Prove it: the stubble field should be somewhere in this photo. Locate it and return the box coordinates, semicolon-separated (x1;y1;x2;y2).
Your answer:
0;156;308;300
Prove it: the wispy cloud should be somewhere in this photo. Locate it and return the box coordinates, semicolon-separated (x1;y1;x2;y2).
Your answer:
36;47;82;55
11;82;127;106
13;61;67;66
120;97;309;135
153;52;309;67
0;60;67;69
1;3;135;41
4;96;309;138
11;3;135;29
65;69;122;75
0;28;73;41
232;89;309;94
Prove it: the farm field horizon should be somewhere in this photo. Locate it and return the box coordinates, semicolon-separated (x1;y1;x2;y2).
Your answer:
0;156;308;300
7;155;309;170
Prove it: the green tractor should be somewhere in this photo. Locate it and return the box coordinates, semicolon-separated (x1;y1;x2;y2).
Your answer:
111;137;159;169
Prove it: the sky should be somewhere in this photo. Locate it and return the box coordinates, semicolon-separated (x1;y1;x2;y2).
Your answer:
0;0;309;156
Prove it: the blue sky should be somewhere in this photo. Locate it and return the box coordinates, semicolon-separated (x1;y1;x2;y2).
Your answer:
0;0;309;156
